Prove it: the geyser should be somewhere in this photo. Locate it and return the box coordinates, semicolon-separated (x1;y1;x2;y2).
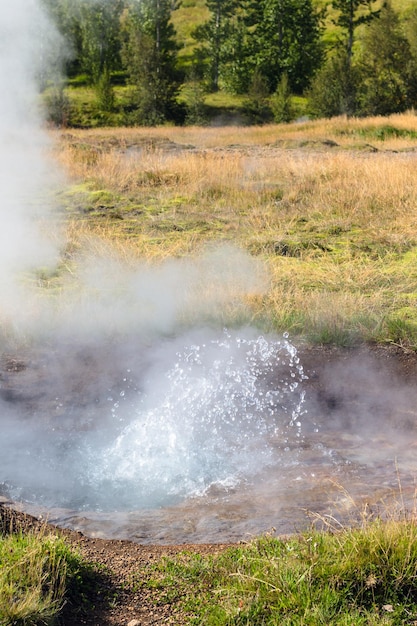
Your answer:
77;329;307;510
1;329;307;512
3;338;417;545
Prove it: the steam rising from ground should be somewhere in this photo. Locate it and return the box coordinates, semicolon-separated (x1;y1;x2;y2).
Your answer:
0;1;267;341
0;0;63;325
51;243;268;340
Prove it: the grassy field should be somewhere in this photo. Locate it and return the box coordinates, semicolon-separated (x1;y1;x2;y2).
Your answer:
53;112;417;349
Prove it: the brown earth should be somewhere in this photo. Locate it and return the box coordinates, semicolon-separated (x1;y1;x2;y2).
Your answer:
2;343;417;625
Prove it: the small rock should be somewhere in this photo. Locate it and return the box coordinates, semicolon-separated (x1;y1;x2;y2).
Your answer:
127;620;141;626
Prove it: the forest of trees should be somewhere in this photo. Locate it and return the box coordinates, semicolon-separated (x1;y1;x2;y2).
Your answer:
40;0;417;126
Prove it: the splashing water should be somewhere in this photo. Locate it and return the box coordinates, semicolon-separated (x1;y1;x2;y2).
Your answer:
3;329;307;512
84;329;307;510
4;334;417;544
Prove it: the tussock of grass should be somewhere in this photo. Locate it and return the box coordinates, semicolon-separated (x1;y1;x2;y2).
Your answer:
146;515;417;625
0;527;86;626
0;507;97;626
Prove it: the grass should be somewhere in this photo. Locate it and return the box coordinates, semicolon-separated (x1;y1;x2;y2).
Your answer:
49;111;417;348
5;511;417;625
141;512;417;625
0;524;91;625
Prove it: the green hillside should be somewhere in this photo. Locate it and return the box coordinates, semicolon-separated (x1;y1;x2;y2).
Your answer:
172;0;209;59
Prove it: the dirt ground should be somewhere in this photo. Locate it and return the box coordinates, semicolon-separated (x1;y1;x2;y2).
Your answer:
2;343;417;624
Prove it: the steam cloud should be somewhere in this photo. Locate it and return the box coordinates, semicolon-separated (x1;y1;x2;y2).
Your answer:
0;0;267;341
0;0;275;523
0;0;62;328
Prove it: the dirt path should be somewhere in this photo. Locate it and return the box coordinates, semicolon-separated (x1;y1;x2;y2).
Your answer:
61;532;226;625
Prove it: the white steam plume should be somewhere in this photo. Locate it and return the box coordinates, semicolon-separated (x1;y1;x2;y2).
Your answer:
50;243;269;340
0;0;61;327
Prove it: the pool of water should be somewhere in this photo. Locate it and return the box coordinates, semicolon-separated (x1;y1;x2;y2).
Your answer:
1;331;417;544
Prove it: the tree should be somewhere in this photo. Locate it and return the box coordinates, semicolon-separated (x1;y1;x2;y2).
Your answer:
401;3;417;106
193;0;239;91
307;49;358;117
270;72;294;122
121;0;181;125
40;0;84;77
332;0;379;68
79;0;124;111
404;3;417;58
220;13;253;93
356;2;412;115
329;0;379;114
243;69;272;123
193;0;323;96
250;0;324;94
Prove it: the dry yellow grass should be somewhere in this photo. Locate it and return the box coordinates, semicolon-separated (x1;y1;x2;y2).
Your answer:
56;111;417;149
51;113;417;345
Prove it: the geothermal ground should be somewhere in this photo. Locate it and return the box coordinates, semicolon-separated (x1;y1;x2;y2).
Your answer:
2;342;417;624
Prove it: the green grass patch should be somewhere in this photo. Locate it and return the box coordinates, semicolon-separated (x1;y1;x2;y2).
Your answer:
204;91;246;109
144;518;417;625
0;529;92;626
336;124;417;141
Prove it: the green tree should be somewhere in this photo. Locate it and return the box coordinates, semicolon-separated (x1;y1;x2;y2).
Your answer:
328;0;379;114
121;0;182;125
193;0;323;96
79;0;124;111
356;2;412;115
193;0;240;91
270;72;294;122
307;49;358;117
404;3;417;58
181;76;209;125
402;3;417;106
332;0;379;68
243;69;272;123
220;13;252;93
40;0;84;77
250;0;324;93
